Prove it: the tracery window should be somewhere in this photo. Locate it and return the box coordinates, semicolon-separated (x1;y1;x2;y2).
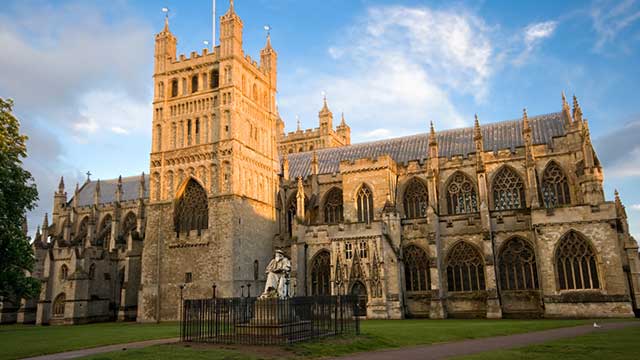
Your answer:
323;188;343;224
356;185;374;224
53;293;66;316
446;172;478;215
492;167;525;210
404;245;430;292
174;179;209;236
498;237;539;291
403;178;428;219
122;212;137;242
311;250;331;296
555;231;600;290
541;162;571;208
446;242;485;292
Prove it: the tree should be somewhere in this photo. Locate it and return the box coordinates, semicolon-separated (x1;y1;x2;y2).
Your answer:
0;98;40;300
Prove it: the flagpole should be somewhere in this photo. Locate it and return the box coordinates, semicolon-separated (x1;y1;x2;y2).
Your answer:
212;0;216;49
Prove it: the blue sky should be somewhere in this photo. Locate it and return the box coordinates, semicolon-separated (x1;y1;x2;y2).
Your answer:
1;0;639;238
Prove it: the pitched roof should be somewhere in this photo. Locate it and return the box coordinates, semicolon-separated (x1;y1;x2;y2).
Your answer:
286;112;565;179
70;175;149;207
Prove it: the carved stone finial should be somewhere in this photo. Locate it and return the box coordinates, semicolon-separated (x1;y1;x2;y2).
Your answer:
473;114;482;140
58;176;65;192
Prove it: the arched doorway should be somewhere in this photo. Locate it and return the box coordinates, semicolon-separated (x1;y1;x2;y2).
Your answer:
351;281;367;317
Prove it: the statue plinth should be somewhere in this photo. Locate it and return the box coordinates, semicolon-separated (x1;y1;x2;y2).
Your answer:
236;298;312;341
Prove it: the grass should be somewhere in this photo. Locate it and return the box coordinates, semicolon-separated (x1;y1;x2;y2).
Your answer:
457;323;640;360
72;318;608;360
0;322;179;360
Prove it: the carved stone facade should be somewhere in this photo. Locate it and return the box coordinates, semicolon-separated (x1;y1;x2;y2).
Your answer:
4;1;639;324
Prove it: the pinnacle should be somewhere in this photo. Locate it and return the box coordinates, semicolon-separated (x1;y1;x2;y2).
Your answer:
58;176;65;191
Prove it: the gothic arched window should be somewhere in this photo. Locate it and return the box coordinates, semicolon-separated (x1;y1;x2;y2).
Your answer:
96;214;112;247
171;79;178;97
53;293;66;316
446;172;478;215
187;119;192;146
403;178;428;219
195;119;200;145
498;237;539;291
323;188;344;224
446;242;485;292
542;162;571;208
356;185;374;224
171;122;177;149
311;250;331;296
404;245;430;292
121;212;137;242
60;264;68;281
492;167;526;210
174;178;209;236
555;231;600;290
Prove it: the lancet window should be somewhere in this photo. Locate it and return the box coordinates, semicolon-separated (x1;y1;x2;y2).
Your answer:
403;178;428;219
446;242;485;292
53;293;66;316
492;167;525;210
541;162;571;208
446;172;478;215
356;185;374;224
556;231;600;290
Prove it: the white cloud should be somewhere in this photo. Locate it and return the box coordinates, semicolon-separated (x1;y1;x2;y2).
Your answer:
596;120;640;178
513;21;558;65
279;5;494;139
630;204;640;210
591;0;640;51
360;128;392;139
111;127;130;135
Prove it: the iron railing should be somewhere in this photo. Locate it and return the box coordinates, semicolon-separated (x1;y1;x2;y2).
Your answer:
181;295;360;344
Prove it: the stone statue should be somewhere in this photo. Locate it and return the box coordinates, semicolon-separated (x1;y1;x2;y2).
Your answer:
260;250;291;299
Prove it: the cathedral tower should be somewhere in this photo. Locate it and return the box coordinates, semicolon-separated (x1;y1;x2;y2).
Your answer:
139;1;280;322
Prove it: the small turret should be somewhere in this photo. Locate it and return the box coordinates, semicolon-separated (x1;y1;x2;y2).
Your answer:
94;179;101;207
53;176;67;220
41;213;49;243
572;95;583;123
260;33;277;90
336;113;351;145
318;96;333;134
614;189;627;219
282;152;290;181
154;9;177;75
115;175;123;203
428;121;438;158
220;0;244;58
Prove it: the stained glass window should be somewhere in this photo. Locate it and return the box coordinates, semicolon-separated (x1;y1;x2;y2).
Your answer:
403;178;428;219
446;172;478;214
556;231;600;290
492;167;526;210
404;245;430;292
174;179;209;235
498;237;539;290
542;162;571;208
446;242;485;292
323;188;344;224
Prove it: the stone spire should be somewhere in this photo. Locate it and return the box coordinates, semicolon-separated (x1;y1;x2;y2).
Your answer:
58;176;65;194
42;212;48;230
572;95;583;123
340;112;347;127
474;115;484;172
311;149;319;176
115;175;123;203
614;189;627;219
429;121;437;146
296;116;301;131
138;172;146;199
94;179;101;206
320;95;330;114
296;177;305;220
561;91;572;126
523;108;534;166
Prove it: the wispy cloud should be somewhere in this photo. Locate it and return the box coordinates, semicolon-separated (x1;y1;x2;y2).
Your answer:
595;119;640;177
630;204;640;210
591;0;640;51
512;21;558;65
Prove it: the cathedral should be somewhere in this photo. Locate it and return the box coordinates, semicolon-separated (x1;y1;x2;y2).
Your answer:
2;1;640;324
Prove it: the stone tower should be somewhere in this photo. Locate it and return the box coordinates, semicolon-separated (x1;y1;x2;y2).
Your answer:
139;1;280;322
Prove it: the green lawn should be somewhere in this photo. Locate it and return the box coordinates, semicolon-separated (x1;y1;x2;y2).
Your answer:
0;322;178;360
78;318;602;360
457;323;640;360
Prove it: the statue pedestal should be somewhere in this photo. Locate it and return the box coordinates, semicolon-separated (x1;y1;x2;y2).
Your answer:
236;299;312;342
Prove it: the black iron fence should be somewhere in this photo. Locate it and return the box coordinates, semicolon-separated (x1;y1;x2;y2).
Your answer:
181;296;360;344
